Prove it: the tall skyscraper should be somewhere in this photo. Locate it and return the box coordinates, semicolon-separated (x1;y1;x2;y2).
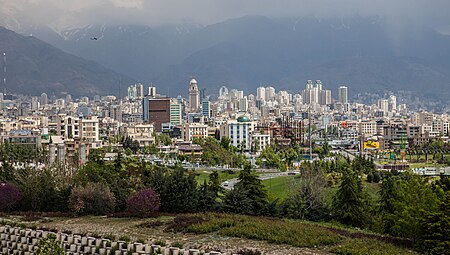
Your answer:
148;86;157;98
320;90;332;105
170;101;182;125
138;83;144;98
378;99;389;116
40;93;48;106
338;86;348;104
188;78;200;112
265;87;276;101
219;86;229;98
388;95;397;112
256;87;266;101
202;100;211;118
302;80;330;105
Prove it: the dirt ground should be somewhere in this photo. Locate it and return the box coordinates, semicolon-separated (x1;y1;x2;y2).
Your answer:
1;215;335;255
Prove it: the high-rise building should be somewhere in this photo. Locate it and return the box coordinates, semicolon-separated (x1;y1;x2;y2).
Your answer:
302;80;329;105
188;78;200;112
321;90;332;105
170;101;182;125
143;97;171;132
148;86;157;98
239;97;248;112
31;97;39;111
265;87;276;101
256;87;266;101
201;100;211;118
378;99;389;116
40;93;48;106
219;86;229;98
388;95;397;112
138;83;144;98
338;86;348;104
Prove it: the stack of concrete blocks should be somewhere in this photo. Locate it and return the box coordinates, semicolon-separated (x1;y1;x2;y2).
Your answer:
0;225;228;255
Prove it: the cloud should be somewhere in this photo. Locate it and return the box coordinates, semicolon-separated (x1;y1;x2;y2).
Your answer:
0;0;449;29
111;0;144;9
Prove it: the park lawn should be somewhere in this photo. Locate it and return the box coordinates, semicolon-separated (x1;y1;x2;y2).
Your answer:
409;162;447;168
194;170;240;185
262;176;295;200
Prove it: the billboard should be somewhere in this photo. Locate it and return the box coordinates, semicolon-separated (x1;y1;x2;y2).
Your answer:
364;140;380;149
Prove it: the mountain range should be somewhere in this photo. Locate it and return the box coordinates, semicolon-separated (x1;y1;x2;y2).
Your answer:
0;26;134;97
2;16;450;99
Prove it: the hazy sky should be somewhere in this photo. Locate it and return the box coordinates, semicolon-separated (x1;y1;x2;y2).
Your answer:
1;0;450;32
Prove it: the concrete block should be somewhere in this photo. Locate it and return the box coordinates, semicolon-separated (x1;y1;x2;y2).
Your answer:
189;249;200;255
170;247;180;255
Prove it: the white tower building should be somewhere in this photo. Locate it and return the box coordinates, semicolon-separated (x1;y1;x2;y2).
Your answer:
188;78;200;112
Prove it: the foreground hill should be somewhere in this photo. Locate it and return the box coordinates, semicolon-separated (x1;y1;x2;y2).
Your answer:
0;213;417;255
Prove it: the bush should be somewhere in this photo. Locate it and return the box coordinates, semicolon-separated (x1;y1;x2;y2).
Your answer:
36;233;65;255
373;172;381;183
185;214;342;248
331;238;417;255
126;188;160;217
69;182;116;215
0;182;22;212
366;172;374;183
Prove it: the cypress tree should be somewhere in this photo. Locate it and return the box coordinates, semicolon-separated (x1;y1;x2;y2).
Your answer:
332;167;368;227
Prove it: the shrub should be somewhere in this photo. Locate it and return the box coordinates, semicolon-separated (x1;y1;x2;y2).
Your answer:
184;214;342;248
331;238;418;255
235;249;262;255
366;172;374;183
166;215;205;232
36;233;65;255
126;188;160;217
154;240;166;246
171;241;184;249
69;182;116;215
119;235;131;242
0;182;22;212
373;172;381;183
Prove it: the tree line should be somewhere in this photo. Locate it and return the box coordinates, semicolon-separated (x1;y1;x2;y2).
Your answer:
0;142;448;254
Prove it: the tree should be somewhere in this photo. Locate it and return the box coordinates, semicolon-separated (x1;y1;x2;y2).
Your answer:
147;167;199;213
15;167;68;212
208;170;224;198
378;174;400;234
223;189;253;214
36;233;65;255
227;164;268;215
220;137;231;151
419;191;450;255
382;174;440;240
283;163;329;221
366;172;374;183
373;171;381;183
197;180;218;212
126;188;160;217
0;182;22;212
69;182;116;215
332;168;368;227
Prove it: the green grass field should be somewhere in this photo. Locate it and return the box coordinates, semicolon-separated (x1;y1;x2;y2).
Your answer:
262;176;295;200
194;170;240;185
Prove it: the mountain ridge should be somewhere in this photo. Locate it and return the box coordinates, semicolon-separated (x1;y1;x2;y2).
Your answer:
2;16;450;99
0;26;135;97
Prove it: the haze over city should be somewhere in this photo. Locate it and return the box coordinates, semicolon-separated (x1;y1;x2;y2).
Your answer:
0;1;450;255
